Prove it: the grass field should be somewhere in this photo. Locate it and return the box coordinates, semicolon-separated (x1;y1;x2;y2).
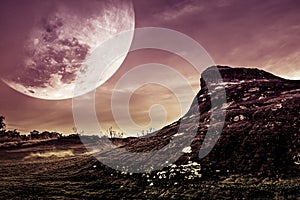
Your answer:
0;138;299;199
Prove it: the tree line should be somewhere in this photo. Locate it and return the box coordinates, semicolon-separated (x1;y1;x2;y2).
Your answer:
0;115;156;142
0;116;62;142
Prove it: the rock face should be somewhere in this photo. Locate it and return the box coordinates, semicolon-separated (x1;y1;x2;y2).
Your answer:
124;66;300;177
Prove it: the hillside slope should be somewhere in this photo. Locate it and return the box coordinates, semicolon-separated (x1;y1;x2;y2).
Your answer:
121;66;300;177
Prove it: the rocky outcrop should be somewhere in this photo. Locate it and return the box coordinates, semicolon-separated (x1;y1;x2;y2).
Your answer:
124;66;300;177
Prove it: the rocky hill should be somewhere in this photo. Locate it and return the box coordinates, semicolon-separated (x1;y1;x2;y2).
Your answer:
119;66;300;177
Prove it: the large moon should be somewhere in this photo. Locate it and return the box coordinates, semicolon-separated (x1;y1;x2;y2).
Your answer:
2;0;134;100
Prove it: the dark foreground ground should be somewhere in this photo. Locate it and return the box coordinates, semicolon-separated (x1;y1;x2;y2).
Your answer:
0;138;299;200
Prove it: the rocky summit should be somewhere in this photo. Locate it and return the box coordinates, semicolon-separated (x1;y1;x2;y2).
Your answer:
122;66;300;177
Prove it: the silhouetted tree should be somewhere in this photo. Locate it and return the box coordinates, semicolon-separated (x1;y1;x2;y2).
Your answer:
108;126;113;138
0;116;6;131
30;130;40;139
72;127;78;134
49;131;62;138
11;129;20;138
40;131;50;139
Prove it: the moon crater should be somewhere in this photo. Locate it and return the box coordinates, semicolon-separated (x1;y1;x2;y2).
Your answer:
3;0;134;99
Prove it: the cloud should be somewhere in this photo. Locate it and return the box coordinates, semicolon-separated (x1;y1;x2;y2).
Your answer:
159;2;204;21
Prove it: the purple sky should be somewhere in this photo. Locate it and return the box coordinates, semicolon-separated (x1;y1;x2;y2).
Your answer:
0;0;299;135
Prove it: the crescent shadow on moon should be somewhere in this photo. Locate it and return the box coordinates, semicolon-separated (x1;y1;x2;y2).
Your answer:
2;0;135;100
